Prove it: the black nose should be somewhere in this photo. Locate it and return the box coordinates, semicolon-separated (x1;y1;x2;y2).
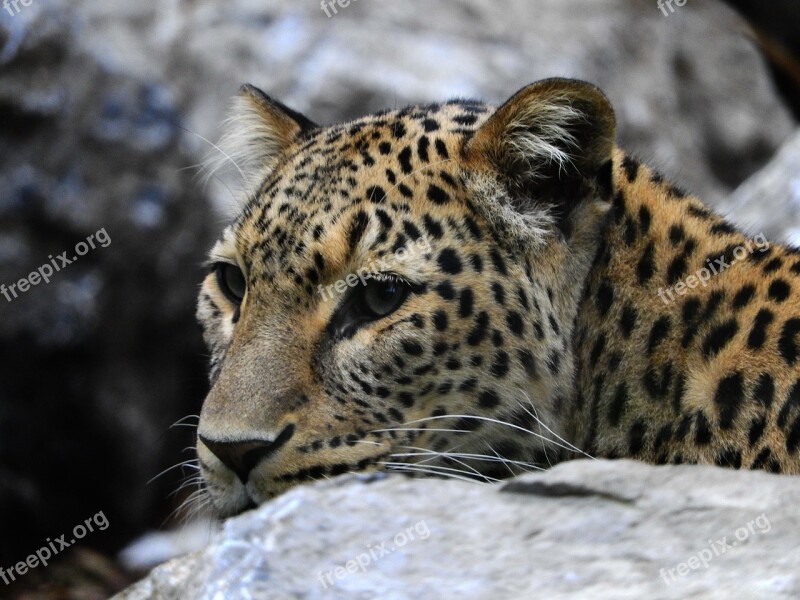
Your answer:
200;424;295;483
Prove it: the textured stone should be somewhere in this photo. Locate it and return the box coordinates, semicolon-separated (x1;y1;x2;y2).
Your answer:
726;129;800;244
69;0;795;210
0;3;214;561
117;461;800;599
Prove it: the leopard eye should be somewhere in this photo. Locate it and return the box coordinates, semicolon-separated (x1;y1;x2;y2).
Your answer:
358;277;409;318
215;263;246;305
328;274;414;340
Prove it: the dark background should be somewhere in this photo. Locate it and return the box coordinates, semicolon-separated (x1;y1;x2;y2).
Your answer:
0;0;798;596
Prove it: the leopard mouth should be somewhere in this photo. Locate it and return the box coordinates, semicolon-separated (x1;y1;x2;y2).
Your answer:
196;442;394;517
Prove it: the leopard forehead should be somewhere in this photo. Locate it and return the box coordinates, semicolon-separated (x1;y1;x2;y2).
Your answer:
224;101;495;283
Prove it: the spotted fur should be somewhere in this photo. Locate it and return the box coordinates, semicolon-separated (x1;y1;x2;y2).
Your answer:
194;79;800;517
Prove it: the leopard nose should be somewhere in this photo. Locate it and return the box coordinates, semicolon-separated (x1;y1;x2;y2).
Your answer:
199;424;295;483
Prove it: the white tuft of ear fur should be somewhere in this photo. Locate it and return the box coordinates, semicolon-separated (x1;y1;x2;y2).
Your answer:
466;79;615;188
463;78;616;245
209;94;288;189
203;85;316;214
502;100;587;182
465;172;557;250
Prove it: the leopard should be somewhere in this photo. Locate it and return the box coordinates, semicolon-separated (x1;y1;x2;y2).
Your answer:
194;78;800;517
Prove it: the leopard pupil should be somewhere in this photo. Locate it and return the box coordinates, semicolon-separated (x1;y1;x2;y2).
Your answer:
365;281;403;316
219;264;246;302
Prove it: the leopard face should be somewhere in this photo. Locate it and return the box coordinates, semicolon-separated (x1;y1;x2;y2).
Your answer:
194;80;616;516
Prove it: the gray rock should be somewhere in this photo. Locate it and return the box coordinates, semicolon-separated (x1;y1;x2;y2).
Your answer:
68;0;794;211
726;129;800;244
0;2;215;561
116;460;800;599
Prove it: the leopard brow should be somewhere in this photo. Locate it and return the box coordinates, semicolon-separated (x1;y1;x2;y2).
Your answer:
204;254;236;267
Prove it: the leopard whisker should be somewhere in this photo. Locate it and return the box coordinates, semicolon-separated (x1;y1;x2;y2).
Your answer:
169;487;210;525
389;447;492;482
398;415;579;455
174;123;250;190
371;427;472;435
353;439;383;446
173;129;251;212
170;414;200;429
183;497;212;524
392;448;544;472
483;443;520;477
169;475;205;499
516;393;596;460
381;461;497;484
391;451;535;477
523;403;554;468
147;459;201;486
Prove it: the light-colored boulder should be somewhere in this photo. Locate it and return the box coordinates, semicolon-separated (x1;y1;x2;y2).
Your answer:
117;460;800;599
726;130;800;244
69;0;795;211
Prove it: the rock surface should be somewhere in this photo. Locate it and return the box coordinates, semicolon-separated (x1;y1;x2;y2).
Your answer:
69;0;795;210
117;460;800;599
728;129;800;244
0;3;215;561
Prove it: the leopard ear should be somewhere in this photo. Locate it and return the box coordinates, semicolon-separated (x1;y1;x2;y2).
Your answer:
464;78;615;235
209;84;317;194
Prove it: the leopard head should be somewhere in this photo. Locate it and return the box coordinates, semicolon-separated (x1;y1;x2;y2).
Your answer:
195;79;616;516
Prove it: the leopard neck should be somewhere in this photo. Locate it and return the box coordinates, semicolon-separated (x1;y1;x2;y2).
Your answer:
567;149;779;460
